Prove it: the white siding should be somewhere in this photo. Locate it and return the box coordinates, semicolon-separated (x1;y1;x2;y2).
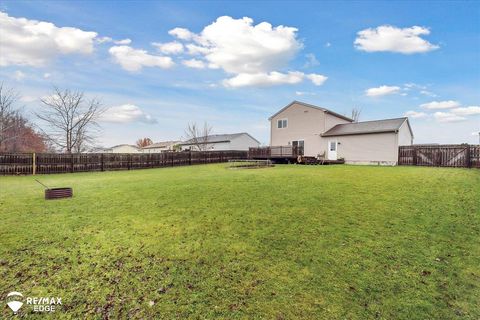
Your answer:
229;134;260;150
109;145;140;153
334;133;398;165
397;121;413;146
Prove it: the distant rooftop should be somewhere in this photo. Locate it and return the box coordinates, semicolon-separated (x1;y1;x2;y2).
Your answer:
142;141;180;149
180;133;259;145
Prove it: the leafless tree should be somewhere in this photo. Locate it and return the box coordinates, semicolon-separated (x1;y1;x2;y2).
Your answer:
0;83;48;152
35;87;104;153
136;137;153;148
184;122;212;151
0;83;20;149
351;107;362;122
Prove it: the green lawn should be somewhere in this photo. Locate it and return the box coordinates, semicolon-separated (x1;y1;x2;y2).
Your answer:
1;164;479;319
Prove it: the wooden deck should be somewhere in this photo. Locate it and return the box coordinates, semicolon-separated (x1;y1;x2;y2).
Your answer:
248;146;345;165
249;146;303;159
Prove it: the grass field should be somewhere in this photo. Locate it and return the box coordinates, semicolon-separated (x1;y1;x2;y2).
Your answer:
1;164;479;319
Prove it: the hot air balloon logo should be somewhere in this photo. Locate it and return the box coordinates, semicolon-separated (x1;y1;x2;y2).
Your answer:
6;291;24;314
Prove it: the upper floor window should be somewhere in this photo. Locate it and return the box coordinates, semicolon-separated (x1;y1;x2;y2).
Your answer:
277;119;288;129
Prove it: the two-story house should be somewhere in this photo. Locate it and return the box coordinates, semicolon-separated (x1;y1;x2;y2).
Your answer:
269;101;413;165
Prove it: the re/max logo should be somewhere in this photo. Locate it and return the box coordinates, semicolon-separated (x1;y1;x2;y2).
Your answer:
26;296;62;312
26;297;62;305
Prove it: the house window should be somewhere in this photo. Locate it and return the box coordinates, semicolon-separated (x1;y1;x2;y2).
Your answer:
292;140;304;155
277;119;288;129
329;141;336;151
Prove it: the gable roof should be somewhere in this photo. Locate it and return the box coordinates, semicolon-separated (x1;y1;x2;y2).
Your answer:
269;100;353;122
110;144;139;149
179;132;260;145
142;141;181;149
322;117;412;137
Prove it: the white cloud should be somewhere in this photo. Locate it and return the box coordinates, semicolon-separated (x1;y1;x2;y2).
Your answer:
472;131;480;136
451;106;480;116
168;27;195;40
152;41;184;54
325;42;331;47
365;85;401;97
97;37;131;45
108;45;174;71
0;12;97;67
43;73;51;79
13;70;26;81
20;95;37;103
223;71;304;88
168;16;318;88
419;90;437;97
354;25;439;54
295;91;316;96
420;100;460;110
304;53;319;67
114;38;131;45
182;59;206;69
101;104;157;123
404;111;428;119
185;43;210;55
96;36;112;43
306;73;328;86
433;112;466;123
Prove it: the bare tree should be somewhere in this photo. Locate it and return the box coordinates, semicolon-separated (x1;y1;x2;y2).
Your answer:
136;137;153;148
0;83;47;152
35;87;104;153
0;83;20;149
351;107;362;122
184;122;212;151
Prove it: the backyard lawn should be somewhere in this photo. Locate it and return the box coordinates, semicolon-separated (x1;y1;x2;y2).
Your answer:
0;164;479;319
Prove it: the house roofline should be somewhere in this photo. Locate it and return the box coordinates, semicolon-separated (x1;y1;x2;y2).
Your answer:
179;132;261;146
268;100;354;122
178;140;230;146
321;129;399;137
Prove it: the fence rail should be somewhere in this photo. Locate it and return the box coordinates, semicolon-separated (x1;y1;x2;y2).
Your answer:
248;146;304;159
0;151;248;175
398;144;480;168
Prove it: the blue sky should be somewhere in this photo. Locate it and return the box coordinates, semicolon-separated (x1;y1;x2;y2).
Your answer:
1;0;479;146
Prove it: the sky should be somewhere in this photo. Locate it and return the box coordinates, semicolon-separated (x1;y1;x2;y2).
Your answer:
0;0;479;146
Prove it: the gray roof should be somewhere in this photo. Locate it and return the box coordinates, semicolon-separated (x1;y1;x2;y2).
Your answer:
142;141;181;149
180;132;260;145
269;100;354;122
322;117;411;137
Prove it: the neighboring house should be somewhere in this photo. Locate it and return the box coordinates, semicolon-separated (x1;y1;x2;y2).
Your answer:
91;144;141;153
269;101;413;165
141;141;181;153
179;133;260;151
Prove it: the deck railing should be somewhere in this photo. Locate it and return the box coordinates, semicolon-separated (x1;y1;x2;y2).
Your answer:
248;146;304;158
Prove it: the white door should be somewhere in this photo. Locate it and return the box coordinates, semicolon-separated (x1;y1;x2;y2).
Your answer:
328;141;337;160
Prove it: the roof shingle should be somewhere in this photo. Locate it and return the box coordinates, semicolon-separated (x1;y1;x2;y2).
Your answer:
322;117;408;137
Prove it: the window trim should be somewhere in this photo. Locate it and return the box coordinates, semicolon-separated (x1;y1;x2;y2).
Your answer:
277;118;288;129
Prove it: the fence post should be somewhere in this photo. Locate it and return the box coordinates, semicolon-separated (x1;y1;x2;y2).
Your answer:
466;144;471;168
32;152;36;175
413;147;417;165
101;153;104;171
189;150;192;165
128;154;131;170
71;153;74;173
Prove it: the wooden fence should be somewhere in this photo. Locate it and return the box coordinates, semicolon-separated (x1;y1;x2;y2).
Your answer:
0;151;248;175
398;144;480;168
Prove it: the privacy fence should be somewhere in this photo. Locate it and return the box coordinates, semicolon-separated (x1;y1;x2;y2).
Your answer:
0;151;248;175
398;144;480;168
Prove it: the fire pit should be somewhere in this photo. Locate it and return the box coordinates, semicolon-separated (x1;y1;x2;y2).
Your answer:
35;180;73;200
45;187;73;200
